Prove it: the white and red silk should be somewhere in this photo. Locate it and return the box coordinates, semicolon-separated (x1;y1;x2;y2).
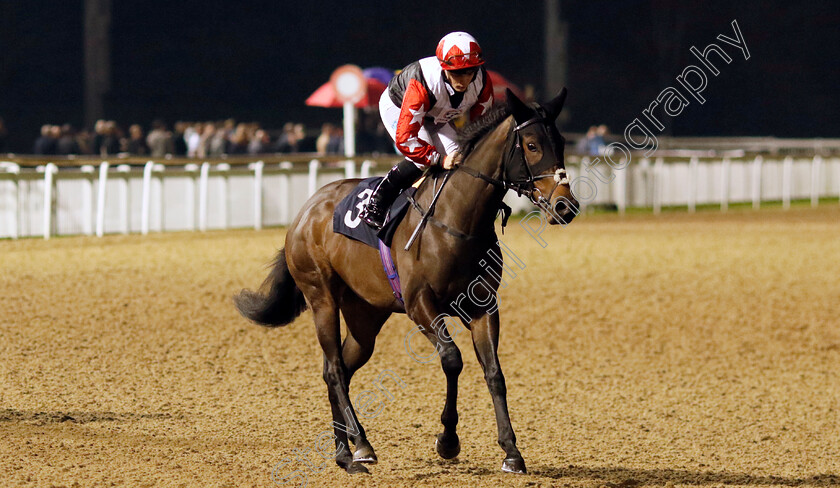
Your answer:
394;73;494;167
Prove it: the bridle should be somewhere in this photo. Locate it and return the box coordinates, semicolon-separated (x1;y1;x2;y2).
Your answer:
405;109;569;242
457;109;570;209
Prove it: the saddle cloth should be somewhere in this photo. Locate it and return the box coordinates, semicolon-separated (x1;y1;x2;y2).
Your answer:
332;177;416;248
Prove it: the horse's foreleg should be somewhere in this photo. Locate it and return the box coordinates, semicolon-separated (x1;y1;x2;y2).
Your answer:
409;294;463;460
470;310;526;474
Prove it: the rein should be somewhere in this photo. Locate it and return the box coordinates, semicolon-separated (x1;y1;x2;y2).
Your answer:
405;171;511;243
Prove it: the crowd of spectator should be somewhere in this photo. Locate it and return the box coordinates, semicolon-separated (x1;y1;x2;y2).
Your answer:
575;124;610;156
14;113;393;158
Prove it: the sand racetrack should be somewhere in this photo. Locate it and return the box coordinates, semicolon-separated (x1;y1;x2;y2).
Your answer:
1;206;839;488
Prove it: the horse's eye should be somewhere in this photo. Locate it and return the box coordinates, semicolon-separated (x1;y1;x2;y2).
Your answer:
527;143;537;152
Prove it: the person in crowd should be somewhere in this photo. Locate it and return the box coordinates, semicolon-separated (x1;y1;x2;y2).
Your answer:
91;119;107;155
185;122;202;157
294;123;316;152
316;123;334;155
575;125;608;156
99;121;122;155
221;119;236;140
173;121;189;156
248;128;271;154
227;123;250;154
327;126;343;154
56;124;80;155
147;119;173;158
74;128;93;155
595;124;609;152
576;126;597;154
124;124;149;155
197;122;216;158
208;124;228;157
33;124;58;155
275;122;298;153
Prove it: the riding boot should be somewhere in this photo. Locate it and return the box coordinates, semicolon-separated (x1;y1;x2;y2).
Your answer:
361;159;424;229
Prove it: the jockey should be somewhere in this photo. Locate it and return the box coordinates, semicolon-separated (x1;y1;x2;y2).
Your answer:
360;31;494;229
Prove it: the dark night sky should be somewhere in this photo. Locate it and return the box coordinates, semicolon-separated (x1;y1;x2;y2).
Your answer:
1;0;839;151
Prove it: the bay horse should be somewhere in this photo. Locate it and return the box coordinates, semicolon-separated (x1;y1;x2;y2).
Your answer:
235;88;577;476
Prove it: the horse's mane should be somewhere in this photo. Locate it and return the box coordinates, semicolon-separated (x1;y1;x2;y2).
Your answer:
457;103;511;158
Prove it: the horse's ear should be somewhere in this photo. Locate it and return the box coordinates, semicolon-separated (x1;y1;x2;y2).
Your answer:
544;87;568;120
505;88;533;124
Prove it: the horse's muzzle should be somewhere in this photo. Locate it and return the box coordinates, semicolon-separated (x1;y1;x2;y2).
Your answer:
551;197;578;225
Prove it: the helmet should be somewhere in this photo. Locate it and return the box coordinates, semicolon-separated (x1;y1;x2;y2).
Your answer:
435;32;485;70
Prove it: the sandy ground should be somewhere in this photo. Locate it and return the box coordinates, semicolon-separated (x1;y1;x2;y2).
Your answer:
1;206;839;488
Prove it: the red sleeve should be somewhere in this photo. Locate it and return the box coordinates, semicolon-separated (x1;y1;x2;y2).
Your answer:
469;72;495;120
395;79;440;166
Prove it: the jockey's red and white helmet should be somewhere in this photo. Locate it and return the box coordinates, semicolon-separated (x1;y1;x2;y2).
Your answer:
435;32;485;71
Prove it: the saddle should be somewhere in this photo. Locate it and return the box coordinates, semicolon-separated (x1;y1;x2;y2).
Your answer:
332;177;416;249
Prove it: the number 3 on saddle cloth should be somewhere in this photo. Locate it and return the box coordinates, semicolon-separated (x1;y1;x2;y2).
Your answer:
332;177;415;305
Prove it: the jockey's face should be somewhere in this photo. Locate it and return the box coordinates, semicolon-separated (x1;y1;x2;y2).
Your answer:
444;67;477;93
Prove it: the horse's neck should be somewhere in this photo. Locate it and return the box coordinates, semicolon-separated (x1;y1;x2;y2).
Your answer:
436;117;512;238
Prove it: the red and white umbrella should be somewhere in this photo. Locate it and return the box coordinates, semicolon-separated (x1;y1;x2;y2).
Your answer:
305;77;387;109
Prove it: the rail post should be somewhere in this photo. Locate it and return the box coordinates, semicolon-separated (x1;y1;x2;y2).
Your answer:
751;155;763;209
96;161;110;237
141;161;154;234
250;161;264;230
653;157;663;215
308;159;320;197
0;162;20;239
41;163;58;240
198;162;210;231
116;164;131;234
721;157;730;212
782;156;793;210
811;155;822;207
217;162;231;230
639;158;651;208
184;163;199;231
688;156;698;213
279;162;292;226
614;157;627;215
360;160;373;179
344;159;355;179
80;164;96;235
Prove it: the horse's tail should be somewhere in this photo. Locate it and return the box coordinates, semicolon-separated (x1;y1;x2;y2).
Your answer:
234;248;308;327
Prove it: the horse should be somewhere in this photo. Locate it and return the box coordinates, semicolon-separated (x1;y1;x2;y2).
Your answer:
234;88;577;476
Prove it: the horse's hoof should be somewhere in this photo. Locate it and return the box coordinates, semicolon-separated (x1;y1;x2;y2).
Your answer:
353;445;378;464
435;433;461;459
501;457;527;474
346;462;370;475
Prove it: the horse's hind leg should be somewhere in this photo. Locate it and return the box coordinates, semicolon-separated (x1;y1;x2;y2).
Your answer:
339;298;391;464
311;297;370;475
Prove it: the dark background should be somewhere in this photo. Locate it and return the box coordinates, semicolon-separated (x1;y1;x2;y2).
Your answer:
1;0;838;152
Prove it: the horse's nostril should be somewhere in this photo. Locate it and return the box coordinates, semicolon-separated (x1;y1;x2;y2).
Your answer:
554;201;568;215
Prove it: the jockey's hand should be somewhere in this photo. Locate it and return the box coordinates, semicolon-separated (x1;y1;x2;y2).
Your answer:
442;152;462;170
